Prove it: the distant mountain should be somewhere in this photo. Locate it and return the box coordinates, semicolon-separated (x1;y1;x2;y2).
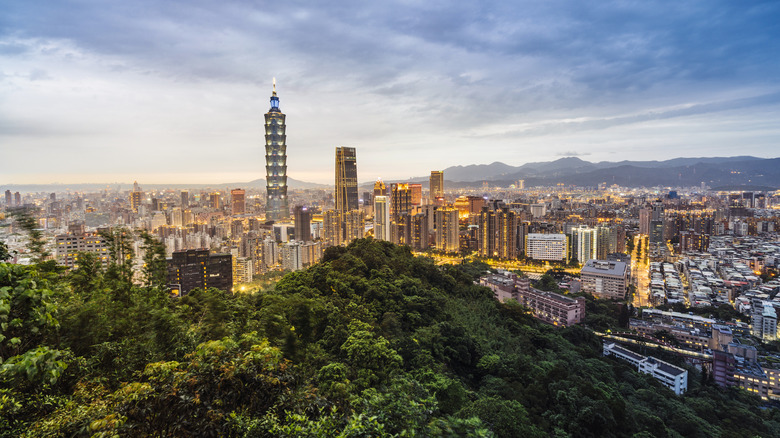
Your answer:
1;177;329;193
436;156;780;188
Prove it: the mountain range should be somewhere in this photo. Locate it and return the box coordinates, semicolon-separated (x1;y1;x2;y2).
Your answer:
406;156;780;190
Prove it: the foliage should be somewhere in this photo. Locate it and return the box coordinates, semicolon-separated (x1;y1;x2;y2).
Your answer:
2;238;780;437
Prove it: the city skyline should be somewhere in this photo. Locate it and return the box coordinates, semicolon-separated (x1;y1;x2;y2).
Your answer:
2;2;780;185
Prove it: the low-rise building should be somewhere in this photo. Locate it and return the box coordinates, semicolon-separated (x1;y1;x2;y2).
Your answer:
167;249;233;295
603;342;688;395
580;259;629;299
55;232;110;267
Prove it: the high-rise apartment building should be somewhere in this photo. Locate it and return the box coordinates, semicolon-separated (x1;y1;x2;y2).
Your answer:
478;206;518;259
430;171;444;202
410;184;422;206
435;207;459;253
231;188;246;215
374;196;391;241
343;210;365;243
293;206;312;242
335;147;359;214
130;181;143;213
391;183;412;219
4;190;11;206
210;192;221;209
14;192;20;206
323;210;342;247
264;80;289;222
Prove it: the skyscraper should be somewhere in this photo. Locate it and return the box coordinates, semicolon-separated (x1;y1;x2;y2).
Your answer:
430;171;444;202
231;188;246;215
435;207;460;253
264;79;289;222
335;147;358;214
4;190;11;206
293;205;312;242
180;190;189;208
373;178;386;198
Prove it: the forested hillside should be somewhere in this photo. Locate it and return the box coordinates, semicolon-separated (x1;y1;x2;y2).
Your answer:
1;238;779;437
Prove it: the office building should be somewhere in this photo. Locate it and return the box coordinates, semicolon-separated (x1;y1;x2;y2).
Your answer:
525;233;567;261
580;259;630;299
231;188;246;215
435;207;459;253
335;147;359;214
264;80;290;222
374;196;391;241
430;171;444;202
603;342;688;395
293;206;312;242
167;249;233;295
180;190;189;207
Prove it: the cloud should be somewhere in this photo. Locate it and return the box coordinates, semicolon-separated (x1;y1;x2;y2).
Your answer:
1;1;779;183
557;151;591;157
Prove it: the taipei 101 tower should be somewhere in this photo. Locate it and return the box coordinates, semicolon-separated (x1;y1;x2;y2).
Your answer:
264;79;289;221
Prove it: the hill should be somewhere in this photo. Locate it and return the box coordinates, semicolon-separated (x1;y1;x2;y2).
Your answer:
2;238;778;437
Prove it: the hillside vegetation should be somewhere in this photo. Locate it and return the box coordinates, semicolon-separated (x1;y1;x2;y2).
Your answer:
1;238;779;437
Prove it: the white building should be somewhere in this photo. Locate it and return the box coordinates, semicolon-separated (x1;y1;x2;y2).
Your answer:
603;342;688;395
374;196;390;241
525;233;567;261
280;241;303;272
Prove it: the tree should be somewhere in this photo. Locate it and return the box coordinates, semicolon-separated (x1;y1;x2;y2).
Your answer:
0;240;11;262
8;207;49;263
139;231;167;290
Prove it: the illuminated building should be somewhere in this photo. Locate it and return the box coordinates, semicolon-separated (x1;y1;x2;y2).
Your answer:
412;213;429;250
231;188;246;215
373;178;386;198
55;232;110;268
323;210;342;247
167;249;233;295
373;196;390;241
525;233;567;261
210;192;221;209
435;207;459;253
130;181;143;213
410;184;422;206
264;79;289;222
391;183;411;219
478;206;518;259
580;260;629;299
343;210;365;243
335;147;359;214
430;171;444;202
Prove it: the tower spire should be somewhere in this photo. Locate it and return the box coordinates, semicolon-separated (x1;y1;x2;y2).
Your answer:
272;77;277;96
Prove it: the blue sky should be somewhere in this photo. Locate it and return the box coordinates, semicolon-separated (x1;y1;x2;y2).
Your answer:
1;1;779;184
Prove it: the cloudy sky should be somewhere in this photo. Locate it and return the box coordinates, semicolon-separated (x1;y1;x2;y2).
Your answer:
2;1;779;185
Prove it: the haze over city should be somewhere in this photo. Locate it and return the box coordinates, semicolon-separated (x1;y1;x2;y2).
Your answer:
2;1;779;185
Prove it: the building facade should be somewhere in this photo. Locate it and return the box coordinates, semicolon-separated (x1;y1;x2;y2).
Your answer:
335;147;359;214
167;249;233;295
580;259;630;299
525;233;567;261
264;80;289;222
